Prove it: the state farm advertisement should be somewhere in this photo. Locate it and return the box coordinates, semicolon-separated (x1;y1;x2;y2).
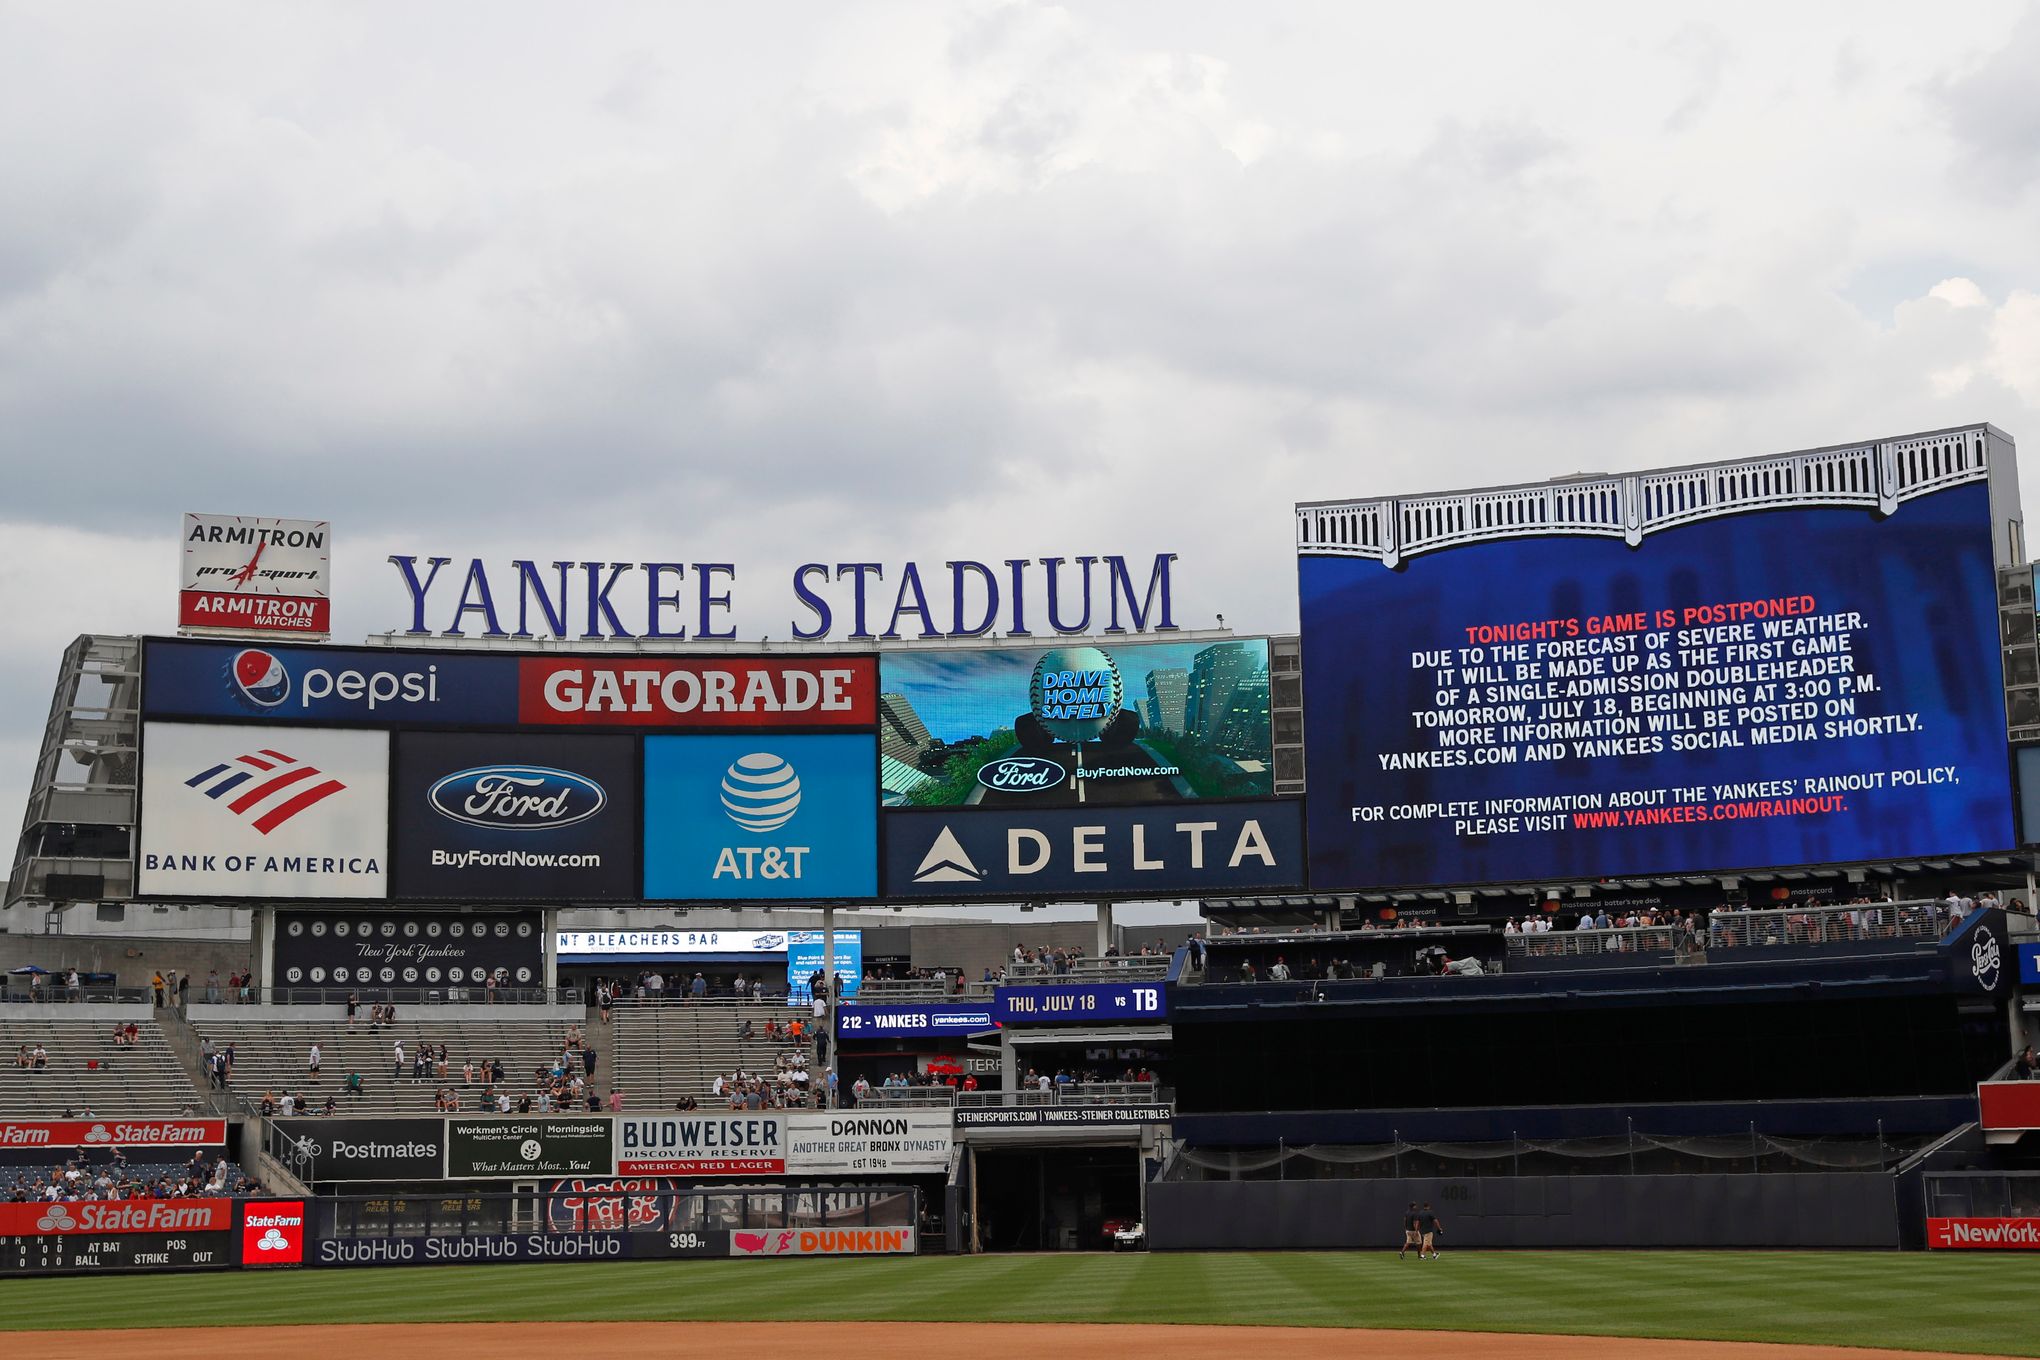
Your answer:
179;513;331;639
0;1119;226;1148
1928;1217;2040;1249
616;1115;785;1175
517;657;876;728
241;1200;305;1266
0;1199;232;1236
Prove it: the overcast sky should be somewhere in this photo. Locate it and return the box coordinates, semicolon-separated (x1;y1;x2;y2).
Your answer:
7;2;2040;903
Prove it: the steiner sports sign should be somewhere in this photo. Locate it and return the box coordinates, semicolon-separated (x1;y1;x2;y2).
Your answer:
0;1119;226;1148
180;513;331;639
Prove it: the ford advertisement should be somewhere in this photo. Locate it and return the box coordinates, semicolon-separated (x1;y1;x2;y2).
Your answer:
391;733;638;900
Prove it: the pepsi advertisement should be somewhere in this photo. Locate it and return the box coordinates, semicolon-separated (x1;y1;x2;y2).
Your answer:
1299;481;2017;889
642;733;878;900
144;638;518;727
878;639;1272;808
392;733;638;900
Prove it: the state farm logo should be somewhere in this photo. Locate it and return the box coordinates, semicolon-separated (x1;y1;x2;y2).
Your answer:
36;1205;75;1231
83;1124;111;1144
255;1228;292;1251
428;765;606;831
231;649;292;707
1973;927;2002;991
184;750;346;834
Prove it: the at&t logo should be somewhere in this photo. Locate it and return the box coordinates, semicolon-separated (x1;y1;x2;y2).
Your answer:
713;753;809;881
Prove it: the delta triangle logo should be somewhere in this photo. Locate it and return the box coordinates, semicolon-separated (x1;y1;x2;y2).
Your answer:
912;826;982;883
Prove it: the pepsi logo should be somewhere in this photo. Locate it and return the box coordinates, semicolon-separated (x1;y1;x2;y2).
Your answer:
427;766;606;831
720;753;801;831
231;649;291;708
976;756;1066;793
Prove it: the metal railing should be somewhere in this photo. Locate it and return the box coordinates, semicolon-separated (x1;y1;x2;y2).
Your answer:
1505;899;1947;960
856;1082;1164;1110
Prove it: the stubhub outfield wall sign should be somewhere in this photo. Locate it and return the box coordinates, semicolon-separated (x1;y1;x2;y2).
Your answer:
643;734;878;900
881;800;1304;899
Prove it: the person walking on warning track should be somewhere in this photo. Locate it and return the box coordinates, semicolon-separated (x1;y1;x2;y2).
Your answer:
1399;1202;1421;1259
1418;1202;1443;1259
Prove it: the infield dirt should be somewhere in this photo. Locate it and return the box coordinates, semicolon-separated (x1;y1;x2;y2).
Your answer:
10;1322;2007;1358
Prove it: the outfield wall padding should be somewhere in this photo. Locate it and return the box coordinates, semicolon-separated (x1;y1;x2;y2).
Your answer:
1146;1173;1899;1249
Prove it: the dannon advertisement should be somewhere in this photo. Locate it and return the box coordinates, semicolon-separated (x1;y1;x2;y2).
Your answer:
879;639;1271;807
138;722;390;899
392;733;639;900
784;1112;953;1175
1299;478;2018;888
179;513;331;638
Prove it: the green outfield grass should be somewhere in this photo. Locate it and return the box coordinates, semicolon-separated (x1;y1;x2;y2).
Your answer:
0;1251;2025;1354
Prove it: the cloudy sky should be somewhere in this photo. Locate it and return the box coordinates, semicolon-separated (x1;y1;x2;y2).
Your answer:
7;1;2040;818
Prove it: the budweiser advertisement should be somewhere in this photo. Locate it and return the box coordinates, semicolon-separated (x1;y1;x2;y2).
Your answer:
179;513;331;639
0;1199;233;1236
1928;1217;2040;1249
728;1226;916;1257
616;1115;785;1175
517;657;876;728
0;1119;226;1149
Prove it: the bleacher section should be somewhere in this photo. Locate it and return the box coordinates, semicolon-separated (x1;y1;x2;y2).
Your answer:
1;1158;261;1200
612;1000;812;1108
0;1015;207;1118
189;1007;589;1116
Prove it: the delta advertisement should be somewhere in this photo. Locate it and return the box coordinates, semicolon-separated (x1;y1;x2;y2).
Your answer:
1299;480;2018;889
391;733;639;900
641;733;878;900
179;513;331;638
137;722;390;899
879;639;1272;808
882;800;1305;899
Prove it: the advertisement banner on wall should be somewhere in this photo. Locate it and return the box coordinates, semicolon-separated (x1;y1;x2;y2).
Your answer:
142;638;519;727
447;1119;613;1178
881;799;1304;899
138;722;390;899
835;1004;997;1037
0;1199;233;1236
240;1200;306;1266
556;929;799;960
994;982;1167;1024
785;930;862;1003
1298;476;2017;890
179;514;331;638
729;1226;916;1257
1928;1218;2040;1249
0;1119;225;1148
880;639;1272;807
785;1111;952;1175
270;1118;445;1182
517;656;877;728
391;733;639;900
642;734;878;900
274;911;541;990
545;1177;677;1232
616;1115;786;1175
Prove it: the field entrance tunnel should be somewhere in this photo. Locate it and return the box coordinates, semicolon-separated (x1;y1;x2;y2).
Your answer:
971;1145;1143;1252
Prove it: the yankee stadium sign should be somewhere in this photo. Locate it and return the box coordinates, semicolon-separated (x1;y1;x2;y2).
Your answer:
386;554;1179;641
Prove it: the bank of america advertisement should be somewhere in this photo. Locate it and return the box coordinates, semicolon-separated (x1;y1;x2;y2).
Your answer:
1299;475;2016;889
391;733;638;900
878;639;1271;808
139;723;389;898
642;733;877;899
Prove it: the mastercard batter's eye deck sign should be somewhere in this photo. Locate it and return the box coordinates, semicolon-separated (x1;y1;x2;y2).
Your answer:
642;734;877;900
179;513;331;639
138;722;390;899
878;640;1272;808
391;733;639;900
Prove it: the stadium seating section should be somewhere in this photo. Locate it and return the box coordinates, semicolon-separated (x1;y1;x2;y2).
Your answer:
1;1017;206;1118
612;1000;814;1108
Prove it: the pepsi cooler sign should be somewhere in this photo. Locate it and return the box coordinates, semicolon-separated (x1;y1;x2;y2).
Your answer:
392;733;639;901
144;638;517;727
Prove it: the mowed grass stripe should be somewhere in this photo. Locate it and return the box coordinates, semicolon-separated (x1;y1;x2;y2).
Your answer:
0;1252;2032;1355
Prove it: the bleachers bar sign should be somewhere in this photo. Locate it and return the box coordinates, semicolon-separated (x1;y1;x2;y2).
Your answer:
0;1198;234;1275
179;513;331;639
0;1119;227;1148
447;1118;613;1178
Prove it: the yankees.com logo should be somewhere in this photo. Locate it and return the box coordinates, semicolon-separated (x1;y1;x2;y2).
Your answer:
1971;926;2002;991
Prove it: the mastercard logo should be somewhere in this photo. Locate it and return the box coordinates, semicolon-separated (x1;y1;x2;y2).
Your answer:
231;650;292;708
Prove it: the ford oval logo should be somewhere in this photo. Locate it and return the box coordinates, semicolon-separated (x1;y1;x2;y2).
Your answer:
977;756;1066;793
427;765;606;831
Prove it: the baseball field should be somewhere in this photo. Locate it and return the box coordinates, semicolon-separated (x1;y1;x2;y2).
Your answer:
0;1250;2026;1357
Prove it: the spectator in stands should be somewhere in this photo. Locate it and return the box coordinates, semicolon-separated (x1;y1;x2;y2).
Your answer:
1268;958;1292;981
674;1095;698;1111
151;971;165;1007
345;1071;363;1097
308;1043;322;1081
346;991;359;1029
321;1095;337;1116
2017;1048;2038;1081
393;1038;405;1079
12;1045;27;1069
691;972;707;1000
